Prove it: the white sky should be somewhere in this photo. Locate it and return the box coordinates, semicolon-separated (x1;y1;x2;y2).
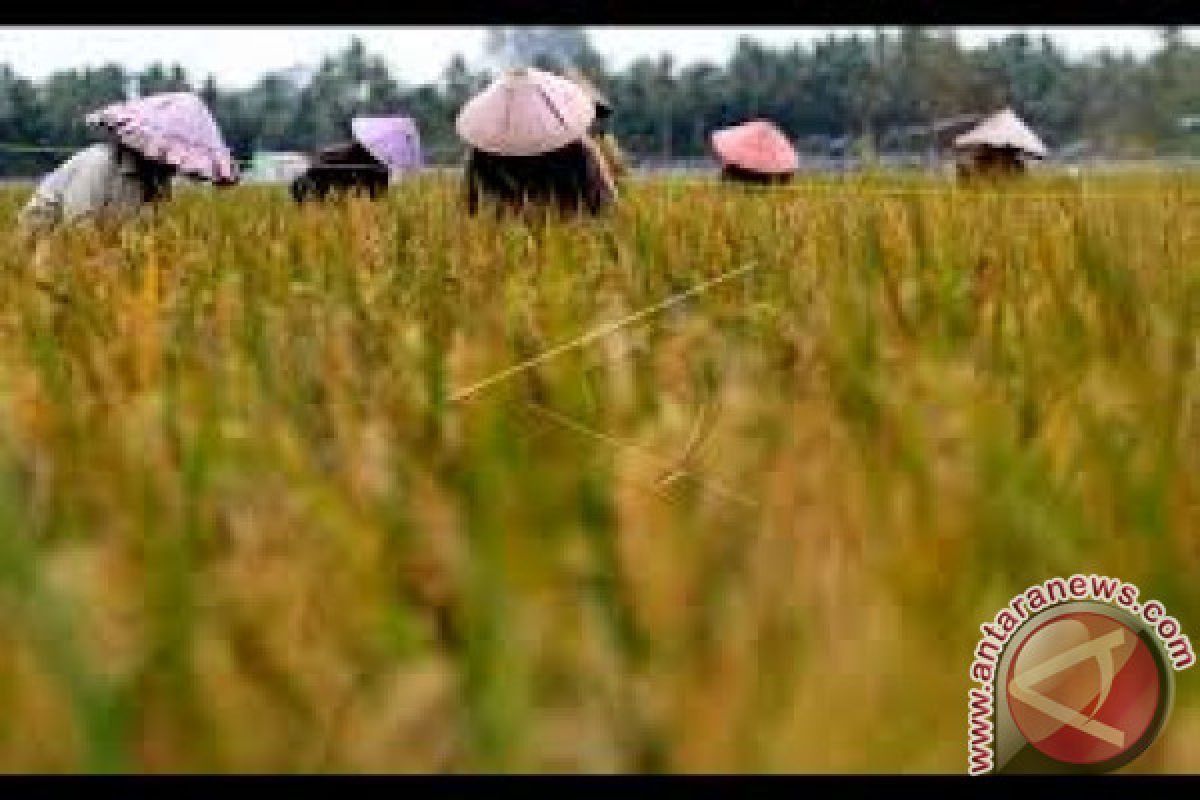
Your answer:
0;27;1192;89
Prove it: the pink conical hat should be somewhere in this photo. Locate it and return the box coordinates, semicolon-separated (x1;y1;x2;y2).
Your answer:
86;91;238;184
710;119;798;175
954;108;1048;158
456;67;595;156
351;116;423;173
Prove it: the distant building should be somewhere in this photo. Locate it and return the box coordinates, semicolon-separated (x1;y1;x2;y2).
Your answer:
879;113;985;163
794;134;850;160
243;151;310;184
1179;115;1200;132
1055;140;1095;162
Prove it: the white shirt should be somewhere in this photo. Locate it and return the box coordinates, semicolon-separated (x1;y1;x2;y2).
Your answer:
18;143;147;234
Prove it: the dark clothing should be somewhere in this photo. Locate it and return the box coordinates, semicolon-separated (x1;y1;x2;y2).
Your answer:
719;164;793;186
956;146;1027;183
464;139;616;217
591;100;613;135
291;141;389;202
128;145;176;202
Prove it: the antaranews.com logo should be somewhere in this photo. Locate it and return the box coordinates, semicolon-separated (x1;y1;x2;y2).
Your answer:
967;574;1195;775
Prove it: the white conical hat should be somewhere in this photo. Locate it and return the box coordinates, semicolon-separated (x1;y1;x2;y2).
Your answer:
456;67;595;156
954;108;1048;158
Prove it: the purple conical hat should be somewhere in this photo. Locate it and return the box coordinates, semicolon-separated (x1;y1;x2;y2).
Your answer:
85;91;238;184
351;116;423;173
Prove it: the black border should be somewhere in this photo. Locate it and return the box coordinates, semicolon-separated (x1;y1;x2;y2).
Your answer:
0;774;1193;785
0;773;1194;787
1;3;1198;26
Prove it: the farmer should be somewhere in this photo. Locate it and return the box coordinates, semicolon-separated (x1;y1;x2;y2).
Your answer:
291;116;422;203
17;91;237;242
457;67;618;217
711;119;799;186
290;139;389;202
952;108;1048;183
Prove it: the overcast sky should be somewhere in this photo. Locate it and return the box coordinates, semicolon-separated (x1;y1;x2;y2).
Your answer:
0;27;1192;88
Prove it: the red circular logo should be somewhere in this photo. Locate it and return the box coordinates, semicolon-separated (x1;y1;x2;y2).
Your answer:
1005;611;1162;766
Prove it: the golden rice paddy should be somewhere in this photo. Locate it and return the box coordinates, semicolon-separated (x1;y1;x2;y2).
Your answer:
0;172;1195;772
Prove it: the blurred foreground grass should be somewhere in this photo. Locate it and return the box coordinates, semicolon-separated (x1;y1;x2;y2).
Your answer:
0;172;1195;772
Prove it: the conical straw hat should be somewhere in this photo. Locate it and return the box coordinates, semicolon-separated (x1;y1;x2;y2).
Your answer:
351;116;423;173
710;119;798;175
456;67;595;157
85;91;238;184
953;108;1048;158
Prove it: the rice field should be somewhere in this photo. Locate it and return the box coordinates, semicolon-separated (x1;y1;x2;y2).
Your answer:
0;172;1196;772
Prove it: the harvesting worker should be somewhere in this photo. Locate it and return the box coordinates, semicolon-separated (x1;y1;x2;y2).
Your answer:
17;91;237;242
952;108;1048;183
710;119;799;186
457;67;618;218
291;116;422;202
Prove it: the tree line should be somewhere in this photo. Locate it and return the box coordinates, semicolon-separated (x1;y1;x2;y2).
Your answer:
1;27;1198;177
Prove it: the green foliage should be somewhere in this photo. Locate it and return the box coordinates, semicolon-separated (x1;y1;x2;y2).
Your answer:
3;30;1200;175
